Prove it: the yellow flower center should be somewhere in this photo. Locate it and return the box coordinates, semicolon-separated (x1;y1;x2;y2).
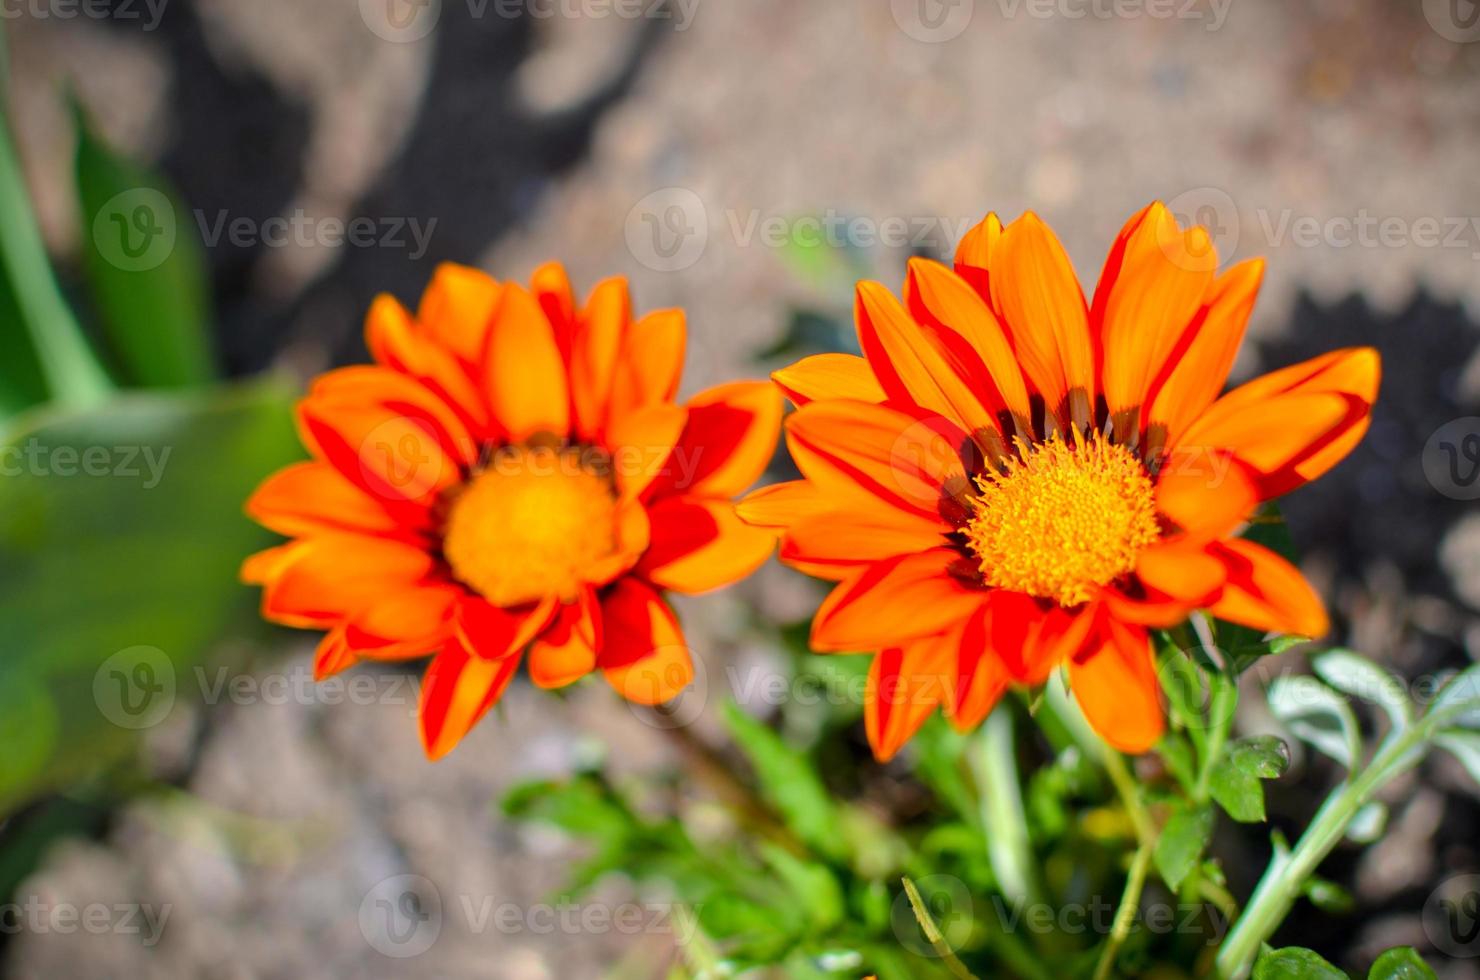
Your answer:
964;433;1160;607
442;445;618;607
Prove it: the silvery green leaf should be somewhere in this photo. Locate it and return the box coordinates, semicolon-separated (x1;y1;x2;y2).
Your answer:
1314;650;1412;733
1430;666;1480;730
1346;802;1388;843
1267;675;1362;771
1434;731;1480;792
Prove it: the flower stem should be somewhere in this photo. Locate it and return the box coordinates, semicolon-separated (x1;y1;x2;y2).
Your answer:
973;706;1039;904
1092;835;1154;980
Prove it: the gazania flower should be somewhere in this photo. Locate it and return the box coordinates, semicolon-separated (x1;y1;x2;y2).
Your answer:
243;263;781;758
741;204;1379;761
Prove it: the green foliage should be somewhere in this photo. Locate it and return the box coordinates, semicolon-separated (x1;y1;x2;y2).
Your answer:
1252;946;1347;979
73;102;216;388
1153;801;1213;891
1366;947;1437;980
1208;736;1289;824
722;701;846;862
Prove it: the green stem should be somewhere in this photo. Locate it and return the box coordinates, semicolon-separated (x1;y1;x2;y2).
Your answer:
902;877;981;980
972;707;1039;904
0;74;113;408
1193;676;1237;804
1101;746;1154;849
1092;837;1154;980
1214;723;1434;978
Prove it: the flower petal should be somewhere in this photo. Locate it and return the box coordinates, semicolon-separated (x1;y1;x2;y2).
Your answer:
484;283;571;442
606;402;689;500
736;480;825;529
419;638;522;760
454;594;558;660
260;534;435;628
415;263;502;366
598;579;694;705
1068;619;1163;753
648;381;782;499
773;353;886;406
366;293;492;434
570;277;630;440
811;549;986;653
781;504;951;575
952;212;1003;299
1154;448;1258;540
246;461;403;538
636;497;776;594
866;637;957;762
989;212;1095;424
528;589;600;689
1135;541;1227;604
1207;538;1329;638
608;308;686;424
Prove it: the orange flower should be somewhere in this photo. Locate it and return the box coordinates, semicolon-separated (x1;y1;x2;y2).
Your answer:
243;263;781;759
742;204;1379;761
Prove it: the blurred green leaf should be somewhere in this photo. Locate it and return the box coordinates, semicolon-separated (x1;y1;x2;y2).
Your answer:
1367;947;1437;980
1302;877;1355;914
73;102;215;388
0;64;112;412
1207;736;1288;824
1314;651;1411;734
0;380;298;813
1346;802;1387;843
758;841;845;931
1252;947;1347;979
1154;802;1213;891
722;701;845;861
1434;731;1480;792
1267;675;1362;772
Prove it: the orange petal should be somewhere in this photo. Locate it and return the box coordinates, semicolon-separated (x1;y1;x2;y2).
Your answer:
781;504;950;575
1092;203;1216;420
952;212;1003;299
366;293;491;434
528;590;600;689
855;280;1003;451
636;497;776;594
454;594;557;661
866;636;958;762
415;263;501;366
1135;541;1227;604
785;399;972;522
570;277;631;440
606;402;689;500
1207;538;1329;638
530;261;577;361
584;496;652;587
1177;348;1380;498
313;625;357;680
608;308;686;424
484;283;571;442
646;381;782;500
345;583;460;658
241;542;305;585
736;480;825;529
1146;259;1265;442
419;638;522;760
246;461;402;538
598;579;694;705
261;534;435;628
989;212;1095;423
773;353;886;406
904;257;1032;429
951;606;1009;731
811;549;986;653
1154;448;1257;540
983;590;1095;686
1068;619;1163;753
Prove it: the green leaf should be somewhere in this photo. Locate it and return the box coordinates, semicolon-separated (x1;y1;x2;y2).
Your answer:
1303;877;1355;914
0;381;299;813
1346;802;1387;843
1228;735;1292;779
1367;947;1437;980
721;701;844;860
1314;651;1412;734
73;101;215;388
1267;675;1362;771
1208;737;1288;824
1252;947;1347;979
1434;731;1480;791
1154;801;1213;891
1431;665;1480;730
757;842;845;931
0;77;112;410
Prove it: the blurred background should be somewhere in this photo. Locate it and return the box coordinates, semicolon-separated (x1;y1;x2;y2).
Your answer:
3;0;1480;976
